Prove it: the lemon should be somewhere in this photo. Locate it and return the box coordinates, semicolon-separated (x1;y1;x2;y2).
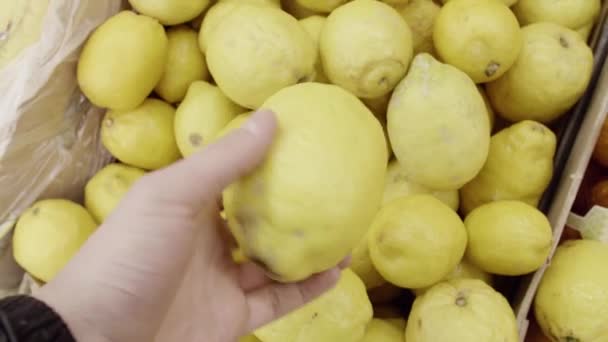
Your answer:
394;0;441;55
387;53;490;191
374;306;404;319
535;240;608;342
383;160;459;211
362;318;405;342
406;279;519;342
102;98;181;170
369;195;467;289
351;230;386;289
478;86;496;131
219;0;281;6
206;4;316;109
386;318;407;331
299;16;330;83
320;0;413;99
381;0;411;4
413;259;493;296
77;11;168;111
12;199;97;282
174;81;245;157
255;269;373;342
295;0;348;12
486;23;594;123
465;201;552;276
513;0;601;31
362;94;394;160
129;0;211;25
578;22;594;42
440;0;518;5
282;0;323;19
155;26;209;104
238;335;261;342
460;120;556;214
224;83;387;282
0;0;49;69
84;163;146;223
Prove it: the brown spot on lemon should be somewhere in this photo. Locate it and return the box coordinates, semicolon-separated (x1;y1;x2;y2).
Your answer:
559;36;569;48
485;62;500;78
189;133;203;147
455;292;467;307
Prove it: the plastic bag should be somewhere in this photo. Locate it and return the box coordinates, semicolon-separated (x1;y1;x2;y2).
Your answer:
0;0;123;295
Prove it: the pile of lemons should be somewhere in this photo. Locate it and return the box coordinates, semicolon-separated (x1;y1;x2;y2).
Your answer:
11;0;608;341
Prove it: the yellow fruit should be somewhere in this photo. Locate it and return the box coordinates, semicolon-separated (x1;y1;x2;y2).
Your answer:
362;319;405;342
320;0;413;99
441;0;518;6
77;11;168;111
394;0;441;55
383;160;459;211
84;163;146;223
387;53;490;191
282;0;323;19
155;26;209;104
465;201;552;276
386;318;407;331
206;4;316;109
174;81;245;157
102;98;181;170
478;86;496;131
255;269;373;342
351;230;386;289
296;0;348;12
535;240;608;342
513;0;601;31
406;279;519;342
362;94;394;160
219;0;281;6
369;195;467;289
382;0;411;4
299;16;330;83
460;120;556;214
0;0;49;69
486;23;594;123
578;22;594;42
223;83;387;282
413;259;493;296
434;0;522;83
238;335;261;342
129;0;211;25
12;199;97;282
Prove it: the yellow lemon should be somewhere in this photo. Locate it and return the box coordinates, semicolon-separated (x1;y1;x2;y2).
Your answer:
255;269;373;342
535;240;608;342
406;279;519;342
362;94;394;160
320;0;413;99
84;163;146;223
282;0;324;19
224;83;387;282
513;0;601;31
238;335;261;342
299;15;330;83
381;0;411;4
206;4;316;109
486;22;594;123
13;199;97;282
440;0;518;6
386;318;407;331
77;11;168;111
478;85;496;131
369;195;468;289
102;98;181;170
155;26;209;104
413;259;493;296
577;22;594;42
460;120;556;214
465;201;552;276
387;53;490;191
295;0;348;12
174;81;245;157
0;0;49;69
383;160;459;211
219;0;281;6
129;0;211;25
362;318;405;342
351;230;387;289
394;0;441;55
434;0;522;83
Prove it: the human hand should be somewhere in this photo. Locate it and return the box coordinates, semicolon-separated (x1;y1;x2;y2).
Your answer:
35;110;343;342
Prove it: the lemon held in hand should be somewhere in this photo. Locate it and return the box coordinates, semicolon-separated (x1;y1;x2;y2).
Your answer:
13;199;97;282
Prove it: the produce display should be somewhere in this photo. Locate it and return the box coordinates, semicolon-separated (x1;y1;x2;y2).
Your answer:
7;0;604;341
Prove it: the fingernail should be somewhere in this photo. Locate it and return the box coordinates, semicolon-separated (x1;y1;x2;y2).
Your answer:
243;109;273;135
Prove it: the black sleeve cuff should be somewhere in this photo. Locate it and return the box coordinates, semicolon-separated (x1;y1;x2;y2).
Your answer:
0;295;76;342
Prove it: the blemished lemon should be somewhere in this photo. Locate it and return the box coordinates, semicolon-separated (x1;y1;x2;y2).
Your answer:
13;199;97;282
84;163;146;223
368;195;468;289
486;22;594;123
295;0;348;12
206;4;316;109
174;81;245;157
465;201;553;276
299;16;330;83
255;269;373;342
394;0;441;55
434;0;522;83
387;53;490;191
362;318;405;342
101;98;181;170
223;83;387;282
320;0;413;99
460;120;556;214
129;0;211;25
77;11;168;111
406;279;519;342
155;26;209;104
535;240;608;342
413;259;493;296
513;0;601;31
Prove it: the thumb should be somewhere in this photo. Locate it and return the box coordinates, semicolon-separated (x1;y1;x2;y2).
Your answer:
138;109;277;211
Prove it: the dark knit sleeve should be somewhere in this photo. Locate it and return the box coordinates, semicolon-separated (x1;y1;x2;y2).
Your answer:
0;295;76;342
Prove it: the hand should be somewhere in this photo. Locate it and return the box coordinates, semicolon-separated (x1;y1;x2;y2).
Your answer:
35;110;343;342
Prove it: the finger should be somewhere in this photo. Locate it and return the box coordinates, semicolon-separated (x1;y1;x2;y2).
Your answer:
244;268;341;332
137;109;277;211
238;262;273;291
338;255;352;269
